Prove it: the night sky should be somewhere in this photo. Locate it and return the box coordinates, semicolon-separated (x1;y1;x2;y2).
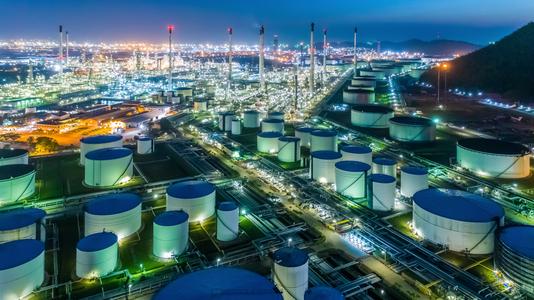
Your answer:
2;0;533;44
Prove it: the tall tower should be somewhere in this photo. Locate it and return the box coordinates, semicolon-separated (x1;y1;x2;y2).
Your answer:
27;60;33;84
227;27;233;95
273;35;279;52
59;25;64;74
322;29;327;81
65;31;69;66
377;40;381;57
167;25;174;92
353;27;358;75
259;25;265;93
309;22;315;94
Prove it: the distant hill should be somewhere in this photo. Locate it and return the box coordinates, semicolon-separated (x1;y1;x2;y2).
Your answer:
330;39;480;56
422;23;534;101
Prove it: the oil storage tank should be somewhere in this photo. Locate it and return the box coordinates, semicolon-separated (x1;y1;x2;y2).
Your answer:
0;239;45;300
231;118;242;135
0;164;36;205
400;166;428;198
295;127;315;148
335;161;370;198
304;286;344;300
389;116;436;142
137;136;154;155
84;193;142;239
84;147;133;187
268;111;285;120
495;226;534;296
278;136;301;163
413;188;505;254
372;157;397;178
166;180;216;222
257;132;283;153
342;89;375;104
347;84;375;92
243;110;260;128
0;208;46;243
0;149;28;166
340;145;372;165
359;69;386;80
80;135;123;165
310;130;337;152
217;202;239;242
218;112;235;132
351;104;394;128
76;231;118;279
193;98;208;112
261;118;284;133
351;76;376;88
368;174;396;211
153;210;189;259
457;138;530;179
273;247;309;300
154;267;282;300
310;151;342;183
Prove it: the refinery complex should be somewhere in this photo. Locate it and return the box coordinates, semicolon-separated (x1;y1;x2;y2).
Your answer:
1;15;534;300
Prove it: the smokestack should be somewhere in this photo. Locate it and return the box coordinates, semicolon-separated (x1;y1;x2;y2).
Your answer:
167;25;174;92
323;29;327;81
259;25;265;93
227;27;233;95
65;31;69;66
353;27;357;75
59;25;63;74
309;22;315;94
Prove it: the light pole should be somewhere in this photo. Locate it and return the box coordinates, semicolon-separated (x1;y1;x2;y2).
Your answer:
436;63;441;106
443;63;449;104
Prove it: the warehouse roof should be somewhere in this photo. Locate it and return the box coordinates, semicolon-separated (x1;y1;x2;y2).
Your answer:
458;138;530;155
77;232;117;252
499;226;534;260
167;180;215;199
0;239;44;270
155;210;189;226
413;188;504;222
85;193;141;215
85;147;132;160
81;134;122;144
274;247;308;267
0;208;45;231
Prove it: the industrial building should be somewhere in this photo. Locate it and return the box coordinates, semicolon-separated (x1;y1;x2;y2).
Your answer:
351;104;394;128
166;180;216;222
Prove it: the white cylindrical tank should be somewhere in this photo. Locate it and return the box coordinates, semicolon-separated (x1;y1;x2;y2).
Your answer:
243;110;260;128
359;69;386;80
273;247;309;300
0;164;36;205
261;118;284;133
218;112;235;132
340;145;372;165
176;87;193;97
76;232;118;279
457;138;530;179
351;76;376;88
278;137;301;163
153;210;189;259
310;151;342;183
166;180;216;222
231;118;242;135
367;174;396;211
268;111;284;120
413;189;505;254
305;286;344;300
372;157;397;178
347;84;375;92
295;127;315;148
137;136;154;155
217;202;239;242
400;166;428;198
0;208;46;244
351;104;394;128
335;161;370;198
84;193;142;240
84;147;133;187
0;239;45;300
257;132;283;153
342;89;375;104
389;116;436;142
0;149;28;166
79;135;123;165
310;130;337;152
193;99;208;112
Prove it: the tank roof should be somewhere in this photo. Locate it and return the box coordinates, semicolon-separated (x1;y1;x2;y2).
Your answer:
262;118;284;123
85;193;141;215
138;136;152;141
274;247;308;267
0;239;44;270
77;232;118;252
219;111;235;116
368;174;396;184
389;116;433;126
335;161;371;172
155;210;189;226
311;129;337;137
154;267;282;300
458;138;530;155
218;201;238;211
0;164;35;180
81;134;122;144
373;157;397;166
167;180;215;199
341;145;372;154
176;87;192;90
352;104;393;114
344;88;373;94
279;136;301;142
295;127;316;133
258;132;284;138
312;151;342;160
244;110;259;114
413;189;504;222
304;286;344;300
353;76;376;80
268;111;284;116
85;147;132;160
499;226;534;260
0;148;27;159
401;166;428;175
0;208;45;231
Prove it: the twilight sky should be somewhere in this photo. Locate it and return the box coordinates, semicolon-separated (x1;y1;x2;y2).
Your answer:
1;0;533;44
